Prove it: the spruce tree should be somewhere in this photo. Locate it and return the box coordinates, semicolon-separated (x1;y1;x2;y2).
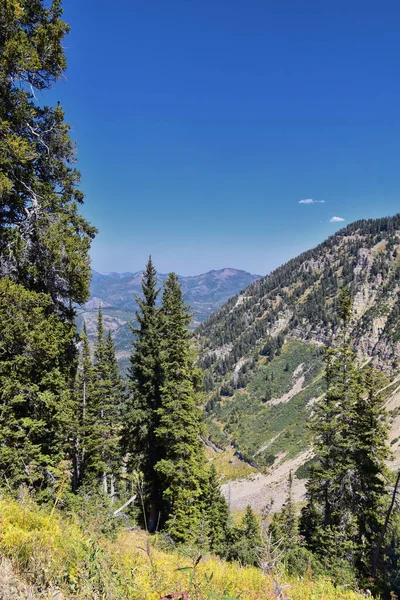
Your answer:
72;322;94;491
0;279;75;494
353;367;390;578
300;288;390;578
84;309;121;496
104;331;123;501
125;257;163;529
300;289;361;561
205;464;229;555
155;273;206;543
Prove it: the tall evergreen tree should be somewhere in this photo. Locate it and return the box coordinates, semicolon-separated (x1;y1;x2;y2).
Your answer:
155;273;206;542
0;0;96;313
300;288;390;578
72;321;94;491
104;330;123;501
83;308;121;496
300;289;361;560
0;1;95;497
352;367;390;578
205;463;229;554
0;279;75;494
125;257;163;529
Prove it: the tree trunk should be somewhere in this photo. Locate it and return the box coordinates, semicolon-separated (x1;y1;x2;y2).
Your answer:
371;470;400;578
148;502;159;533
110;474;115;503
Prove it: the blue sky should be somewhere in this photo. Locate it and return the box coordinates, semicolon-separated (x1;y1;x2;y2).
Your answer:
50;0;399;275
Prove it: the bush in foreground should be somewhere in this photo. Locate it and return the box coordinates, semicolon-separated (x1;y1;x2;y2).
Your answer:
0;495;370;600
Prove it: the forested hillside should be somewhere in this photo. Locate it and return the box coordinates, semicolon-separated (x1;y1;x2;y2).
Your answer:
198;215;400;470
1;2;400;599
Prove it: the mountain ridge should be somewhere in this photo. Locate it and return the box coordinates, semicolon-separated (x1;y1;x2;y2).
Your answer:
77;267;260;371
196;214;400;509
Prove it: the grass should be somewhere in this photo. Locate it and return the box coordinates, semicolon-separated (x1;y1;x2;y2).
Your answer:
207;340;396;468
205;446;258;481
0;494;369;600
207;342;326;465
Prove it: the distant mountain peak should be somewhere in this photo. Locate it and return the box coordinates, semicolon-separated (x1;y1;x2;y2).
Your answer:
77;267;260;371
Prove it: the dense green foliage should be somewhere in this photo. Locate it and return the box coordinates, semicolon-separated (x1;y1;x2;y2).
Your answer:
0;0;94;497
0;0;96;311
300;290;391;585
0;278;75;494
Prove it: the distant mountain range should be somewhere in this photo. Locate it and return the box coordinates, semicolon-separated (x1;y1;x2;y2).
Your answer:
76;268;259;370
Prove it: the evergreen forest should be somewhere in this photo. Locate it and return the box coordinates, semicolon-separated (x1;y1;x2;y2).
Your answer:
0;2;400;599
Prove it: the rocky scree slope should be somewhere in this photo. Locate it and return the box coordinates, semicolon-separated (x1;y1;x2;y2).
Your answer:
197;215;400;508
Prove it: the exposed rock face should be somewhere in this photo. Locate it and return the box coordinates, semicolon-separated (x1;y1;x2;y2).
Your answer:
198;214;400;378
197;215;400;511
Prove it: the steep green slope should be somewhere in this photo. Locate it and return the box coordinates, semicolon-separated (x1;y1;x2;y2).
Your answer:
206;341;326;467
198;214;400;467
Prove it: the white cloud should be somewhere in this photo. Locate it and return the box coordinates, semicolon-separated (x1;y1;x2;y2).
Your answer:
330;216;345;223
299;198;326;204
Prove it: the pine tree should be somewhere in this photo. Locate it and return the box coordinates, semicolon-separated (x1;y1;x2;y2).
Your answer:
84;308;121;496
72;322;94;491
0;279;75;494
125;257;163;529
0;0;96;313
205;464;229;554
300;288;390;578
155;273;206;543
